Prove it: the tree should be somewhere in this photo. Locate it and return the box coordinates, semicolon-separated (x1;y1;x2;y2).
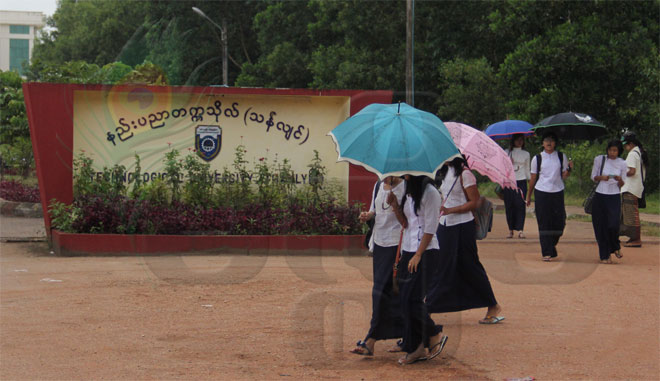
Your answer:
435;58;504;129
0;71;28;145
33;0;148;66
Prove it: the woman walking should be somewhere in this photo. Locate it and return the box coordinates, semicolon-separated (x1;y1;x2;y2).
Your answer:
503;134;531;239
350;176;406;356
387;175;447;365
620;132;648;248
590;141;627;264
426;157;503;324
526;131;573;261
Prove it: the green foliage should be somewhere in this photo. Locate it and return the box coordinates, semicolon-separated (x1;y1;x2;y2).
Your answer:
72;152;126;199
163;148;183;203
18;0;660;192
436;58;503;128
117;61;168;86
32;0;148;66
0;137;34;178
48;199;80;233
0;71;28;145
307;150;327;199
562;142;606;196
182;151;214;206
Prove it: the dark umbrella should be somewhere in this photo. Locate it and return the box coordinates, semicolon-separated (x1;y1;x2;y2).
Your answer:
532;112;606;140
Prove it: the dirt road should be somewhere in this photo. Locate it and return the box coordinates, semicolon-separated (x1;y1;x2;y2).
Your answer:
1;215;658;380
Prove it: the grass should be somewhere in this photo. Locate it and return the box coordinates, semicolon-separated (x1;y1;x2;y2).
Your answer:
1;174;39;187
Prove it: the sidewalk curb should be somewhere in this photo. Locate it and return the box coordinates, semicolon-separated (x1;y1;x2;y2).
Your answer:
0;199;43;218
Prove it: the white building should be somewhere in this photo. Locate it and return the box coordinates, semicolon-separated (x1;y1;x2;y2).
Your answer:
0;10;46;75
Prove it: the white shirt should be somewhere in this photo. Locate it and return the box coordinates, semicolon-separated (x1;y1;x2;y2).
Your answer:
591;155;627;195
621;146;645;198
530;151;569;193
401;183;441;252
368;180;406;247
439;168;476;227
505;147;531;181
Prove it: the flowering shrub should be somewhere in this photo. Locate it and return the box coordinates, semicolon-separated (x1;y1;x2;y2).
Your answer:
54;195;362;235
0;180;40;203
48;148;365;235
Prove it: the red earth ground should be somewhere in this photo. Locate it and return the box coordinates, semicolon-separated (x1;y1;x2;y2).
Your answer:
1;214;658;380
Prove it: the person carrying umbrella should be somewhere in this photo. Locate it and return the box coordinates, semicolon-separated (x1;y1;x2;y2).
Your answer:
425;157;504;324
328;102;459;365
350;176;406;356
387;175;448;365
620;131;648;248
526;131;573;261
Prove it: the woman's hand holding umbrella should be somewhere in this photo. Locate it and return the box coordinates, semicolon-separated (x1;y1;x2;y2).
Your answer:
387;191;408;229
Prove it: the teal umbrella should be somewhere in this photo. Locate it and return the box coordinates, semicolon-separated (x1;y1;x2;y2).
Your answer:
328;103;460;179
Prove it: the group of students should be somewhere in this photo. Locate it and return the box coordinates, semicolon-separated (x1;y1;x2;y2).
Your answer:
351;157;503;365
350;130;647;365
502;130;647;263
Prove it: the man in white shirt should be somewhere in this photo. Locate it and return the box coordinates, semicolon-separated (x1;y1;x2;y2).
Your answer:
526;131;573;261
620;132;647;247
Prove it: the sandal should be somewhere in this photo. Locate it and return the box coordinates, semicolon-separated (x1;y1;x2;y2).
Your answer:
518;232;526;239
613;249;623;259
506;231;514;239
479;315;505;324
349;340;373;356
425;335;448;360
397;345;426;365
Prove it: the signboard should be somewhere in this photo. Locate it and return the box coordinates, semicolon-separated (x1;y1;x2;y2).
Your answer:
23;83;392;233
73;89;352;192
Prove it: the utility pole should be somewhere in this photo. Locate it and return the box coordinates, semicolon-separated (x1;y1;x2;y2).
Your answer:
192;7;228;86
405;0;414;106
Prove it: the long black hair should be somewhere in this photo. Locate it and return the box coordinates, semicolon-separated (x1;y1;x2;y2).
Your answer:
438;156;468;185
401;175;432;216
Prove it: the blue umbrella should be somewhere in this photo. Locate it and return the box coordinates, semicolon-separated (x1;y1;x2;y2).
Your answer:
328;103;460;179
484;120;534;141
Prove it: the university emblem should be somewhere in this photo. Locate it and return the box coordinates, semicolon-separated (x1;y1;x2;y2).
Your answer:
195;125;222;161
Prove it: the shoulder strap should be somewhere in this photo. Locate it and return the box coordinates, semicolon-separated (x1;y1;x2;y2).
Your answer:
558;151;564;170
599;155;606;176
535;153;542;174
459;172;479;223
635;151;645;182
373;180;381;202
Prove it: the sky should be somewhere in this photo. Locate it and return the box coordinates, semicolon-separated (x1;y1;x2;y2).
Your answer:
2;0;59;17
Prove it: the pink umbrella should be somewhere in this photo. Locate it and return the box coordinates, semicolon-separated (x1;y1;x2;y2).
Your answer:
444;122;517;189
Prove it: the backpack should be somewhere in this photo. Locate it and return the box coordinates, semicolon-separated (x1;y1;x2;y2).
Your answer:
472;197;494;240
458;173;493;240
535;151;564;175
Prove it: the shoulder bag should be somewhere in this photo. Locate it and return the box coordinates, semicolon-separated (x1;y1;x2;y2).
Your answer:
583;155;606;214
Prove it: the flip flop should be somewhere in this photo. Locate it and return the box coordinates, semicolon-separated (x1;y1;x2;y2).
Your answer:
479;316;505;325
397;351;426;365
518;232;526;239
349;340;373;356
613;250;623;259
425;335;448;360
